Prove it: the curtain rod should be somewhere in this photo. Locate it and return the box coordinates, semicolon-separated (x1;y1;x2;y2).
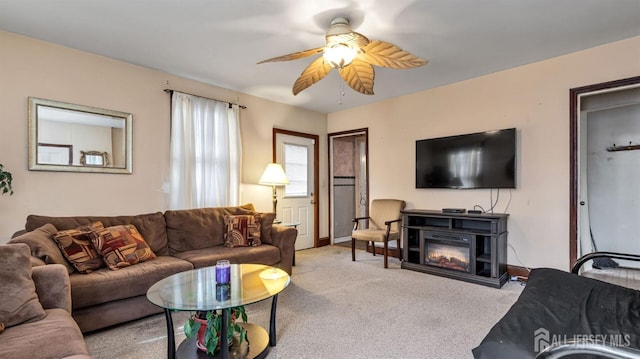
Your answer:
163;89;247;109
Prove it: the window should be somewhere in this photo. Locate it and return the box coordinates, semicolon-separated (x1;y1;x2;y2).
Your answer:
169;92;241;209
283;143;308;197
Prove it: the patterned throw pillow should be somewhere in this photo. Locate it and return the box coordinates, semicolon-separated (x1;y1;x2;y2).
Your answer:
224;214;262;247
91;224;157;270
53;221;105;274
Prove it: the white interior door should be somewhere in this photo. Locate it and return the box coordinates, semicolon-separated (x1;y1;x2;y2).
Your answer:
276;133;315;250
578;110;592;261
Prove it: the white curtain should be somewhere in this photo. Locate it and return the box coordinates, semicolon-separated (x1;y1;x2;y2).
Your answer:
169;92;241;209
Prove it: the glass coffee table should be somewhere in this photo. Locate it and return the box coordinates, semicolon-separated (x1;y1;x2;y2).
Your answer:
147;264;290;359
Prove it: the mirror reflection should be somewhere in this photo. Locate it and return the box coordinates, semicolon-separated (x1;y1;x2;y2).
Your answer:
28;98;132;174
80;151;110;167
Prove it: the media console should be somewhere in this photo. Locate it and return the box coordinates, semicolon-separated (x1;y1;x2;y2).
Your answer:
401;209;508;288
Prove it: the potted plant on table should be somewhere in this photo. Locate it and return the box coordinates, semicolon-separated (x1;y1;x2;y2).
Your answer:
184;306;248;356
0;164;13;196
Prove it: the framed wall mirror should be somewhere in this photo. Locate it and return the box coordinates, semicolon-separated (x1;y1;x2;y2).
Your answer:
28;97;132;174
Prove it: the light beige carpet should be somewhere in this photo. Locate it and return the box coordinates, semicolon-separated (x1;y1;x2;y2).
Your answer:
85;245;524;358
334;239;365;250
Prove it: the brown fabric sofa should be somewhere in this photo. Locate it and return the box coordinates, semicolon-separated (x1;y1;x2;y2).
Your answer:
10;204;297;333
0;244;92;359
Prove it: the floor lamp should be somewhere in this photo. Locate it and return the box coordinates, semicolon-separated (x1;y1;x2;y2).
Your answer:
259;163;290;222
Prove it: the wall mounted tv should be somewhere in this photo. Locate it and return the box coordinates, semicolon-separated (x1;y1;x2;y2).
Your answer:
416;128;516;189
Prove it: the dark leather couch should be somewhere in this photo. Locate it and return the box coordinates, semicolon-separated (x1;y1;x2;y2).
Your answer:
473;252;640;358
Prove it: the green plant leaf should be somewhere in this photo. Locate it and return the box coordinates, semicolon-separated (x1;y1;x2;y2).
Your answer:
184;316;200;338
205;329;219;355
240;326;248;345
0;164;13;196
184;306;249;354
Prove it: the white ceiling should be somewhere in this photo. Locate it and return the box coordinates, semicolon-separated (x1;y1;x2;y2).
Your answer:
1;0;638;113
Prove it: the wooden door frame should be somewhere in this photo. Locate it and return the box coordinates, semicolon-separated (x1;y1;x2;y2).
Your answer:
273;128;320;248
327;128;369;247
569;75;640;267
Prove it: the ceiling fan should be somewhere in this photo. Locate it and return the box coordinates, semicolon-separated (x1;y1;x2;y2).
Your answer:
258;17;428;96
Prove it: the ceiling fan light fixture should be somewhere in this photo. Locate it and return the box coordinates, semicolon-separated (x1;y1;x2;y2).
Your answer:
325;17;353;37
323;43;358;69
257;15;428;96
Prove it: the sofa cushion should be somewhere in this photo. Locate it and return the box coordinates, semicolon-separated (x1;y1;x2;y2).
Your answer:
91;224;157;270
164;204;256;254
8;223;75;274
224;214;262;247
0;308;90;358
25;212;170;256
258;212;275;245
32;264;72;313
53;222;105;274
72;295;164;333
0;243;47;329
69;255;193;309
173;244;280;269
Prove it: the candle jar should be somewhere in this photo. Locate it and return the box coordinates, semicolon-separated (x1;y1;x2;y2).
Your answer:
216;283;230;301
216;260;231;284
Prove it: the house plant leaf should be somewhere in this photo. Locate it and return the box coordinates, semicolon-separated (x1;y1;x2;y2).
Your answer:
0;164;13;196
184;307;248;356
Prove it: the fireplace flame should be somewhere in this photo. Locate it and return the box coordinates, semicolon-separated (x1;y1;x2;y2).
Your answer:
426;243;470;272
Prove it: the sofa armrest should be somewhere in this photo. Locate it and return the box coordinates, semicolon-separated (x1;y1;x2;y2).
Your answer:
31;264;72;313
30;256;47;267
271;225;297;275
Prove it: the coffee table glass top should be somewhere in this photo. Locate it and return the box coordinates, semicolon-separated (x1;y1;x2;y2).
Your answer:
146;264;290;311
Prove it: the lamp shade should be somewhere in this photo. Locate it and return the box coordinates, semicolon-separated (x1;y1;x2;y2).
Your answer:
259;163;290;186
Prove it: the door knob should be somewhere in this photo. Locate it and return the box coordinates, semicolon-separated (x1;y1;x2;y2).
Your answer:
580;201;585;206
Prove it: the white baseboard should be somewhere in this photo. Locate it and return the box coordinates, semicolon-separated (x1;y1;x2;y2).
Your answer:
333;236;351;244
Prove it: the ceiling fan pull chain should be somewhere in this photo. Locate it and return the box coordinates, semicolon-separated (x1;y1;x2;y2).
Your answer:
338;80;345;105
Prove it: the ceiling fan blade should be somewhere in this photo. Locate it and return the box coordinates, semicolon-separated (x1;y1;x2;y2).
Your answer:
360;40;428;69
257;47;325;64
338;58;374;95
292;56;333;95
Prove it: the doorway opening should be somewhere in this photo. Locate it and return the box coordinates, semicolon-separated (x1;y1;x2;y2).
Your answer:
570;76;640;268
328;128;369;246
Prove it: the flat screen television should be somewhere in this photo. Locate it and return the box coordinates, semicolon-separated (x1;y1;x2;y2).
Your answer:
416;128;516;189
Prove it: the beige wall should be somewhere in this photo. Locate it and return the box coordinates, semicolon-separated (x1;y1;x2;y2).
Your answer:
0;30;328;241
2;28;638;271
328;36;640;271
